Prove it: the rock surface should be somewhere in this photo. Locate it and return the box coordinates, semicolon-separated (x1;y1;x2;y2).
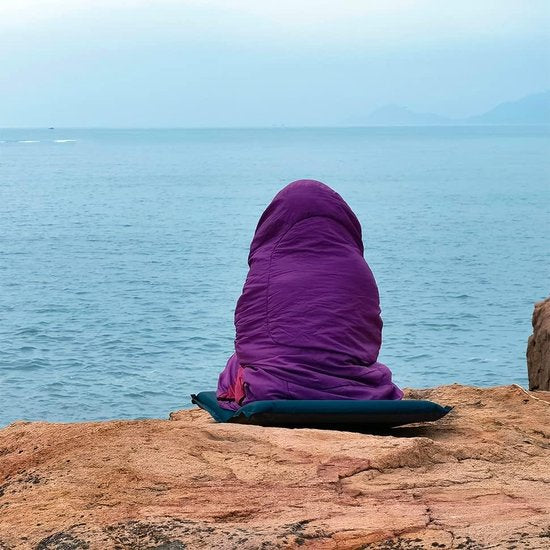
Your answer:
1;384;550;550
528;297;550;391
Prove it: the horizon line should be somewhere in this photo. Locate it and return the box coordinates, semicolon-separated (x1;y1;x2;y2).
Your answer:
2;123;550;130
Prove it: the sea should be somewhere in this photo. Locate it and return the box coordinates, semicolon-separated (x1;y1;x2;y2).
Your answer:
1;126;548;426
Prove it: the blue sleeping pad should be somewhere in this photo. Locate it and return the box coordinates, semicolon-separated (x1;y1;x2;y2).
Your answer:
191;391;452;429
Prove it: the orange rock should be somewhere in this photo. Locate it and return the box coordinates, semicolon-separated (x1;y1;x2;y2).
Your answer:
528;297;550;391
0;384;549;549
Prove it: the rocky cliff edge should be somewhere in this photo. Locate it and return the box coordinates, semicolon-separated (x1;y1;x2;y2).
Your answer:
1;384;549;549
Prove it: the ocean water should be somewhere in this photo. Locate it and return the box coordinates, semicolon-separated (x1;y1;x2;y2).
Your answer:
0;126;548;426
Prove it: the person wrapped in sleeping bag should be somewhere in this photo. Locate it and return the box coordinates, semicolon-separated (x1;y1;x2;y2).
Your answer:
217;179;403;411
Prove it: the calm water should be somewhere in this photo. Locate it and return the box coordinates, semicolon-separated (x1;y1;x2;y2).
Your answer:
1;127;548;426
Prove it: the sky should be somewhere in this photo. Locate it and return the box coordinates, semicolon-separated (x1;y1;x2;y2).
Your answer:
1;0;549;127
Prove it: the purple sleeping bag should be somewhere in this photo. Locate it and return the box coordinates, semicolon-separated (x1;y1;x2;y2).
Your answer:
217;179;403;410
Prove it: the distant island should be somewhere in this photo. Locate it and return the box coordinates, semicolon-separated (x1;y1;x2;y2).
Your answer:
349;90;550;126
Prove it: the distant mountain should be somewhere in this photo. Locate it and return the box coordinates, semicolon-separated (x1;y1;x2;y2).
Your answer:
465;91;550;125
350;91;550;126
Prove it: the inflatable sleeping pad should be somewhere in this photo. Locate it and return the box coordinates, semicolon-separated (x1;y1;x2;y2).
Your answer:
191;391;452;429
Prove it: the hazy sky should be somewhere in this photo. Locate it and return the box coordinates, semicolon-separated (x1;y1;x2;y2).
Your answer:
1;0;549;126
